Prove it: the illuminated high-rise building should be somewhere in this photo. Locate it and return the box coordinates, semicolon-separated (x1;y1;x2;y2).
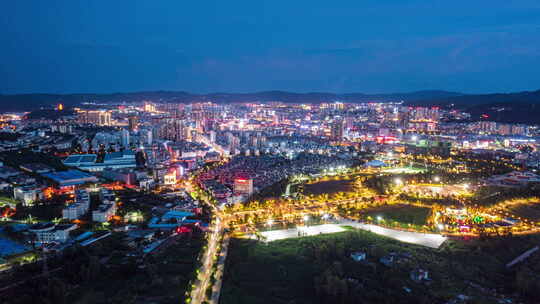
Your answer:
332;102;344;110
143;102;156;112
234;177;253;196
121;129;130;147
345;116;355;129
128;116;139;131
144;129;153;145
77;110;112;126
331;119;344;140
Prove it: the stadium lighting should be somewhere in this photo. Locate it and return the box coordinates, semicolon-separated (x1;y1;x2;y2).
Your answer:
411;135;418;141
267;219;274;226
434;176;440;182
394;178;403;185
377;216;383;222
303;215;310;221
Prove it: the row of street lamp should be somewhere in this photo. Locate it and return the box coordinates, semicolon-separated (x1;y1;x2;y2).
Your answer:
394;176;441;185
266;213;331;226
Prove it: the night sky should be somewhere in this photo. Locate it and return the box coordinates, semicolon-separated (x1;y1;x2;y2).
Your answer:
1;1;540;94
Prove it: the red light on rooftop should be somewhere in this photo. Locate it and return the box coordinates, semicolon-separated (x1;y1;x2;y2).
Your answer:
177;226;192;234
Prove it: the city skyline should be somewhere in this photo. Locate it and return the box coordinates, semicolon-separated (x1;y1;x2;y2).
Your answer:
3;2;540;304
2;97;540;303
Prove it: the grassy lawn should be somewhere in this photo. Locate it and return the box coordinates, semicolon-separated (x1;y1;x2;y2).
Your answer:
0;196;18;207
397;193;462;207
507;202;540;222
12;202;64;222
471;186;540;208
220;230;540;304
303;178;354;196
362;204;431;227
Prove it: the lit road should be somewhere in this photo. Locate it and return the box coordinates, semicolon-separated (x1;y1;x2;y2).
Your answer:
198;134;226;155
190;215;222;304
209;234;230;303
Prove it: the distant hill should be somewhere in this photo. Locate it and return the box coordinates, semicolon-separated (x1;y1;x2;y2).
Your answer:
24;109;75;120
0;91;195;111
2;89;540;126
464;102;540;125
404;89;540;124
406;89;540;107
189;90;465;104
0;90;462;111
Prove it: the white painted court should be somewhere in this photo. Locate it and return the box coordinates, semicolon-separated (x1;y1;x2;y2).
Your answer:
340;220;447;248
257;221;447;248
259;224;346;242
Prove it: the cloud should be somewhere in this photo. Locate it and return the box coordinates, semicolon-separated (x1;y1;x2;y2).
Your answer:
172;27;540;93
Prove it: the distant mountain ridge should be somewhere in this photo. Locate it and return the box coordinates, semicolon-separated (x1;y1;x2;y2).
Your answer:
407;89;540;106
1;89;540;112
0;90;462;111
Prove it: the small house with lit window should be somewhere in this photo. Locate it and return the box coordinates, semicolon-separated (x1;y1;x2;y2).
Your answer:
410;268;429;282
350;251;366;262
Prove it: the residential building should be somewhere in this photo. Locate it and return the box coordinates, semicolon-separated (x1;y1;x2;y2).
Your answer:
62;189;90;220
29;223;78;243
234;177;253;196
77;110;112;126
92;202;116;222
13;186;43;206
350;251;366;262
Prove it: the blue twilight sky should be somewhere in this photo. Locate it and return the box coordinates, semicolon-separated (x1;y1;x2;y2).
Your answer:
1;0;540;94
